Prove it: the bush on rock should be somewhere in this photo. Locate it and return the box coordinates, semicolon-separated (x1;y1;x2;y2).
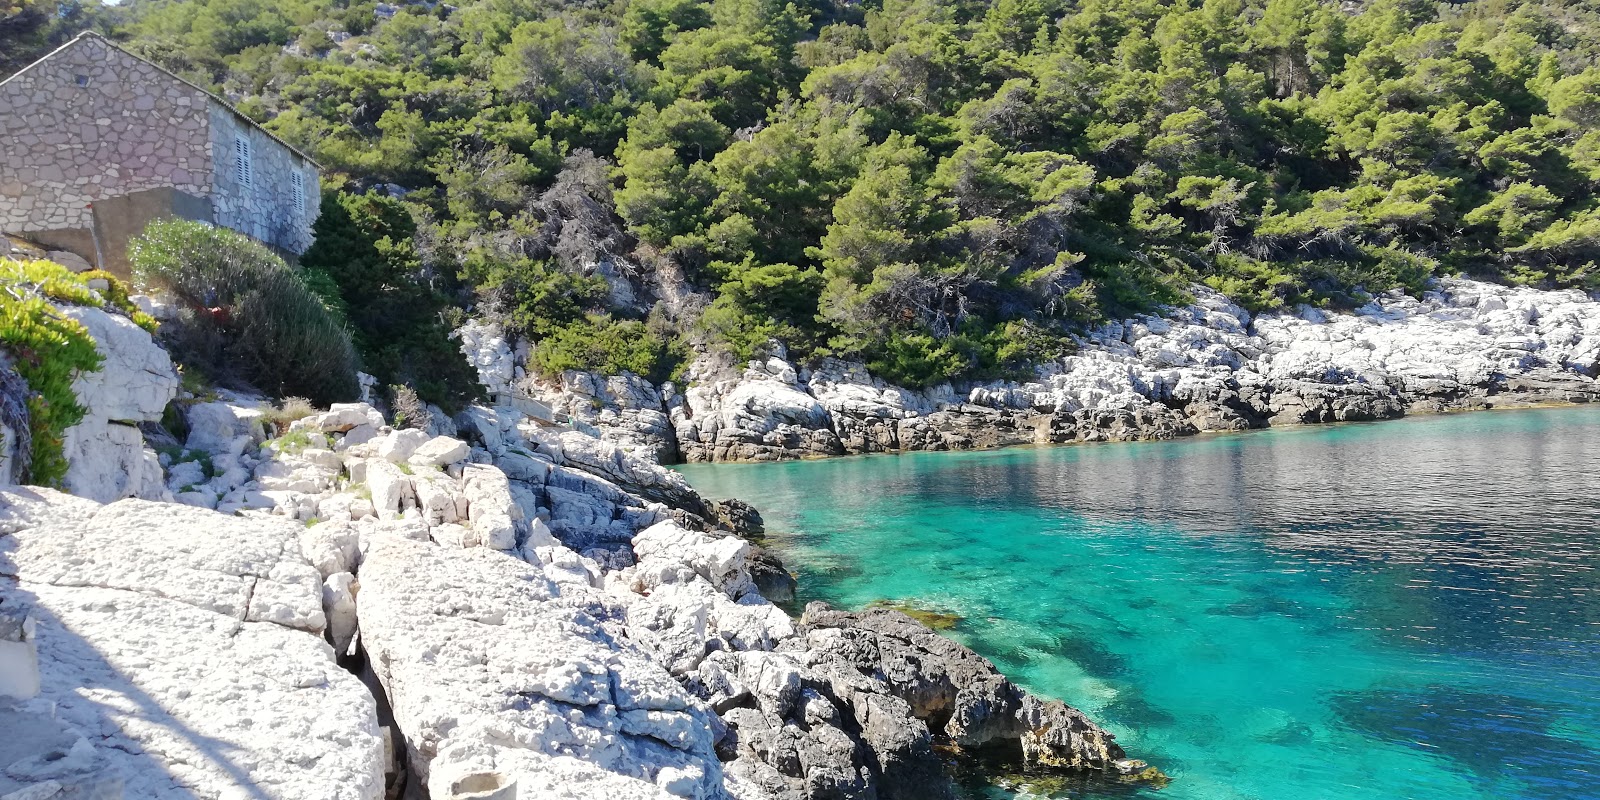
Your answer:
130;219;360;406
0;258;151;486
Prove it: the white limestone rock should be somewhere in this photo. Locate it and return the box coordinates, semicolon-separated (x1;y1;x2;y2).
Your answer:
455;319;516;396
184;400;267;453
295;402;383;433
673;357;842;462
52;305;178;502
459;463;519;551
528;371;679;462
633;520;756;598
365;460;412;520
409;468;460;526
59;417;167;503
324;571;359;654
410;435;470;467
0;488;385;800
376;428;430;462
357;536;727;799
455;406;505;454
651;277;1600;462
58;305;177;424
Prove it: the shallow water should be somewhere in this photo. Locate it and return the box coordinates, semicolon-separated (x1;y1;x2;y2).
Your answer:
678;406;1600;800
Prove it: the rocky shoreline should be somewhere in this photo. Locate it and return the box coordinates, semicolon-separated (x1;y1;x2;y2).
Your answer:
8;274;1600;798
520;278;1600;466
0;292;1151;798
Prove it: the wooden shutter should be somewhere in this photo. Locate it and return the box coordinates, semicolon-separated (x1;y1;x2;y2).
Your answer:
234;135;253;189
290;171;306;216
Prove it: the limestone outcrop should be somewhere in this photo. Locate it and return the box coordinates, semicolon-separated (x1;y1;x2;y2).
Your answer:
115;385;1139;799
0;487;386;800
4;291;1149;798
528;278;1600;463
455;319;518;396
57;304;179;501
360;535;731;799
534;370;680;463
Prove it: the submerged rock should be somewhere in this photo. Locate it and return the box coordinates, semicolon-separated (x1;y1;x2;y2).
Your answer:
801;603;1126;770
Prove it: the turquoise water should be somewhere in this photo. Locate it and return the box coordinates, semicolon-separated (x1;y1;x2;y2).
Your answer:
678;406;1600;800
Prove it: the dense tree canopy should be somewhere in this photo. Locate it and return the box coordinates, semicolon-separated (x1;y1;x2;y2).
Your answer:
7;0;1600;386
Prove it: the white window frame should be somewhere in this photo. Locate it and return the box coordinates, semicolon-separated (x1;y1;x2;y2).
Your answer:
234;135;253;190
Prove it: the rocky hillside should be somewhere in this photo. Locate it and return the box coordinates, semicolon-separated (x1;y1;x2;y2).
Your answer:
523;278;1600;464
0;280;1153;799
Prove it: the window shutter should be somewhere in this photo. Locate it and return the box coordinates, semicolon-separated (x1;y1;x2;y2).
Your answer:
290;171;306;217
234;135;253;189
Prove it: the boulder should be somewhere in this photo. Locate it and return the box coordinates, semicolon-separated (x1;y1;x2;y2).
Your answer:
376;428;430;463
800;603;1125;769
411;435;470;466
455;406;505;453
459;463;519;550
45;249;92;272
184;400;267;453
54;305;178;502
296;403;383;434
365;460;412;520
60;418;167;503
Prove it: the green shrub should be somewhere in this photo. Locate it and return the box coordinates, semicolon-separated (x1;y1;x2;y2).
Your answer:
529;314;685;383
130;219;360;405
267;428;327;455
0;259;112;486
863;331;971;389
300;190;481;409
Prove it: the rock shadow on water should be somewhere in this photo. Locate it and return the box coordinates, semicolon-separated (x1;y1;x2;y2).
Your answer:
1100;692;1179;731
959;624;1133;682
1332;686;1600;800
1204;585;1308;619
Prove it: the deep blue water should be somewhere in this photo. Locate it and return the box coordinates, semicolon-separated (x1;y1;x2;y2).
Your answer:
679;406;1600;800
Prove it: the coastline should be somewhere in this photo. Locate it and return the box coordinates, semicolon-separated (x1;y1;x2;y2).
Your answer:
677;401;1600;800
1;296;1160;800
678;393;1600;469
518;278;1600;469
8;273;1600;798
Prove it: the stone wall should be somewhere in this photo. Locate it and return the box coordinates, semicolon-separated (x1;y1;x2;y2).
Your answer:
208;104;320;255
0;34;213;237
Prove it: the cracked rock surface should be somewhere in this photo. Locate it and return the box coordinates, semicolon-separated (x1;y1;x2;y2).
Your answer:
0;487;385;800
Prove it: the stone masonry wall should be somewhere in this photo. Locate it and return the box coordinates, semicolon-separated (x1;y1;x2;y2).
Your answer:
0;34;213;235
208;105;320;255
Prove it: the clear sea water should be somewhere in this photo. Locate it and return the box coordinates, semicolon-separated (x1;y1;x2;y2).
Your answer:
677;406;1600;800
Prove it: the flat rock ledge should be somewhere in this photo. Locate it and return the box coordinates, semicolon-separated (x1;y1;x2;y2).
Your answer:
0;487;386;800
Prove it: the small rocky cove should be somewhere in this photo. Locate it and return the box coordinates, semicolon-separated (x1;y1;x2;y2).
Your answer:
7;272;1600;799
0;287;1144;799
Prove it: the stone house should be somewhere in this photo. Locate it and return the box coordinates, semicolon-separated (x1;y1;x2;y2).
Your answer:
0;32;321;276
